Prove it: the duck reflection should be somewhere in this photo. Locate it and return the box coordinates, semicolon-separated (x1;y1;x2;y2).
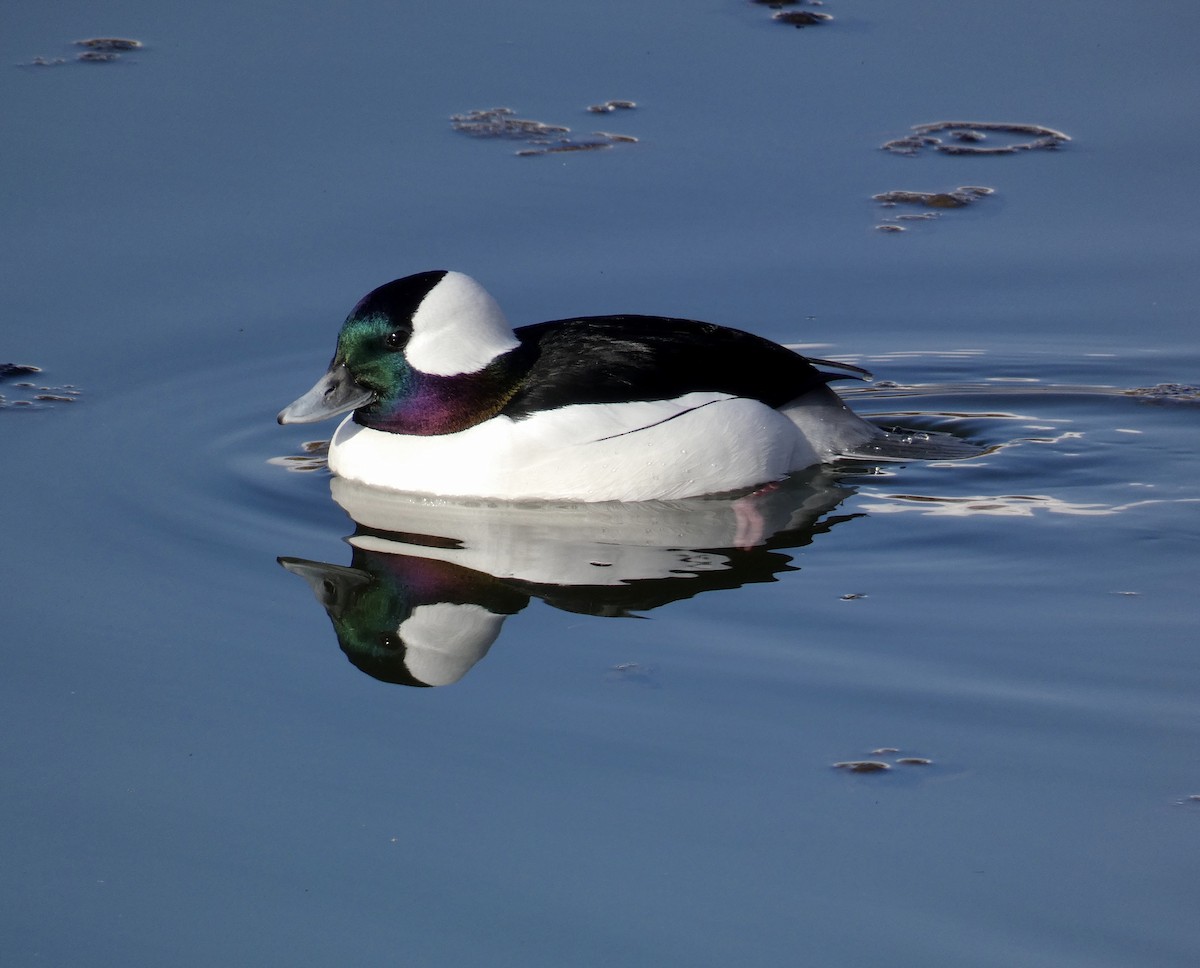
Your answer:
280;471;861;687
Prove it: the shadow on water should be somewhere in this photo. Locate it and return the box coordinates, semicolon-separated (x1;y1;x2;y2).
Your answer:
279;471;861;687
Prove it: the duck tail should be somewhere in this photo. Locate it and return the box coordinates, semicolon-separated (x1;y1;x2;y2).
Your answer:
783;383;984;463
806;356;874;383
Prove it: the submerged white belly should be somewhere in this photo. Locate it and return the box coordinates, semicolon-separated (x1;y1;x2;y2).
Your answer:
328;389;876;502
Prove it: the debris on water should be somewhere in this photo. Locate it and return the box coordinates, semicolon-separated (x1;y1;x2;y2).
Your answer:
1;364;42;380
876;224;906;233
840;592;867;600
516;140;615;157
76;38;143;51
874;186;994;233
1125;383;1200;403
837;749;937;773
882;121;1070;156
875;186;994;209
451;107;568;140
746;0;833;28
21;37;145;68
452;105;638;157
587;99;636;113
605;662;661;688
774;10;833;26
1;365;80;410
269;440;329;473
833;760;891;773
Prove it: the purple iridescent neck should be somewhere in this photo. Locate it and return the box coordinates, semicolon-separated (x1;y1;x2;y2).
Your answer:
353;362;523;436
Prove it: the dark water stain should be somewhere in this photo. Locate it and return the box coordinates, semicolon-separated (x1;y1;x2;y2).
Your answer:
452;106;638;157
882;121;1070;156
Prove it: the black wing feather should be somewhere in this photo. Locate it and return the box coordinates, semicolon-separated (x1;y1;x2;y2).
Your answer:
501;316;864;418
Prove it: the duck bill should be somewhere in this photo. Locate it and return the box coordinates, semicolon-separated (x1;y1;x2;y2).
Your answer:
277;363;375;424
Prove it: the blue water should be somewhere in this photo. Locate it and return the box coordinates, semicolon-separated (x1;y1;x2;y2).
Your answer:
4;2;1199;966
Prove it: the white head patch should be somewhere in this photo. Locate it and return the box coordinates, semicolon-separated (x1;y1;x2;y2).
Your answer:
404;271;521;376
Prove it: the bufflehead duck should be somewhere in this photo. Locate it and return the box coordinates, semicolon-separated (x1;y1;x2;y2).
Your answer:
278;270;968;501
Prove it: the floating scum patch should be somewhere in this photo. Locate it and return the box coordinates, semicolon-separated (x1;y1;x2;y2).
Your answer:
882;121;1071;157
451;105;638;157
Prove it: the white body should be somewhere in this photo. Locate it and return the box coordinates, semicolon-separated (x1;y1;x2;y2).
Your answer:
328;386;878;502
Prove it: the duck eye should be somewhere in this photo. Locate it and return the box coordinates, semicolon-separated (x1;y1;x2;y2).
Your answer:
384;331;405;350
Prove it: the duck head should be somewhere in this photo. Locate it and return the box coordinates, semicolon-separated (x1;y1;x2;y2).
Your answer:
277;270;525;435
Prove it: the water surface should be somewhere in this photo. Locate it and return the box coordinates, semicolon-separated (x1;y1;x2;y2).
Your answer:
3;2;1199;966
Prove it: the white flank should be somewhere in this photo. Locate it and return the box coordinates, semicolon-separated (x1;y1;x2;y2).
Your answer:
404;271;521;376
327;390;851;501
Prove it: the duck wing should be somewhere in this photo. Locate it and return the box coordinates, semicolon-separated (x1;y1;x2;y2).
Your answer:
502;316;867;418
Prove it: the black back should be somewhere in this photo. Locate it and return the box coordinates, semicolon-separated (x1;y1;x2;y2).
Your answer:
501;315;841;418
